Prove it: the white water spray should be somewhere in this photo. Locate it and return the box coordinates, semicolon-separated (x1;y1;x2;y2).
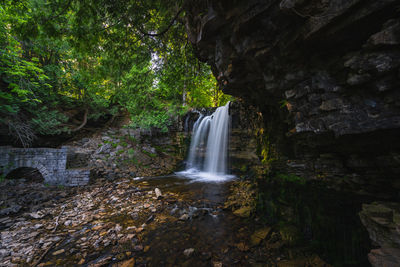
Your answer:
178;102;234;181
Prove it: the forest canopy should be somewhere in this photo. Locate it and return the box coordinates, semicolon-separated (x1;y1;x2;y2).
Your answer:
0;0;231;146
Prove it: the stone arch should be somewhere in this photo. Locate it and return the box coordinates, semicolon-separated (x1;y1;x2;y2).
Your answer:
4;162;52;183
6;167;45;182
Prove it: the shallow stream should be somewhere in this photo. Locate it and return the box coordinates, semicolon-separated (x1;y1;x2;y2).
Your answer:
0;173;372;266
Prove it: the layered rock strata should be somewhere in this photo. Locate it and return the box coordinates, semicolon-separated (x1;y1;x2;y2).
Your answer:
185;1;400;265
360;202;400;267
185;0;400;197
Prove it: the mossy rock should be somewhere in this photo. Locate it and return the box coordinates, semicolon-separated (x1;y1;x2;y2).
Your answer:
276;173;306;185
279;224;301;245
250;227;271;246
233;206;253;218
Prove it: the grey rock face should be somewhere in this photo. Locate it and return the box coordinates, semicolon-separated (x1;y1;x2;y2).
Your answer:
185;0;400;136
185;2;400;264
360;202;400;267
184;0;400;194
0;205;21;216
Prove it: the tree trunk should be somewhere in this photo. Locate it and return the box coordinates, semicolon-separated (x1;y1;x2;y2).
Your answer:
71;108;88;132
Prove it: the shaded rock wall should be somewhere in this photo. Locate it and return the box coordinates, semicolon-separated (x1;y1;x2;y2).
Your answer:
229;101;265;177
184;0;400;198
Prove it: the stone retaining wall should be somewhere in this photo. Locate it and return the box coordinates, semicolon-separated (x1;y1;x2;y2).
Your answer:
0;146;90;186
64;169;91;186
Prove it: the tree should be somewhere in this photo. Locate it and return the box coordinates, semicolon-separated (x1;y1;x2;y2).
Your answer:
0;0;232;146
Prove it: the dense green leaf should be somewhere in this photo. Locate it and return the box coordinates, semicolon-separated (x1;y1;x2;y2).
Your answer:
0;0;232;146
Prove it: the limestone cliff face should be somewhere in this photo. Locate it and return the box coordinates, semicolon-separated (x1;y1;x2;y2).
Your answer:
185;0;400;198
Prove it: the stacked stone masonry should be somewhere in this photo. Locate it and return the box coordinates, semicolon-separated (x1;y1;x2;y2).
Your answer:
0;146;90;186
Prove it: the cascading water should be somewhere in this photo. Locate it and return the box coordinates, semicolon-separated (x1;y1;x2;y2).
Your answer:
178;102;234;181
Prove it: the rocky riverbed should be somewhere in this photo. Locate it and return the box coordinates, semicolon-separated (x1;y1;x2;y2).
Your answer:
0;177;178;266
0;176;331;267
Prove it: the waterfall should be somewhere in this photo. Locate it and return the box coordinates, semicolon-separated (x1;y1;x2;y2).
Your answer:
186;114;208;169
178;102;234;181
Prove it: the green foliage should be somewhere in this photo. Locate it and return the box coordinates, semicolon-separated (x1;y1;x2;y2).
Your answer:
256;128;278;169
0;1;49;118
31;108;69;135
142;150;157;158
127;136;137;144
276;173;306;185
0;0;233;146
279;100;289;109
123;156;138;166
